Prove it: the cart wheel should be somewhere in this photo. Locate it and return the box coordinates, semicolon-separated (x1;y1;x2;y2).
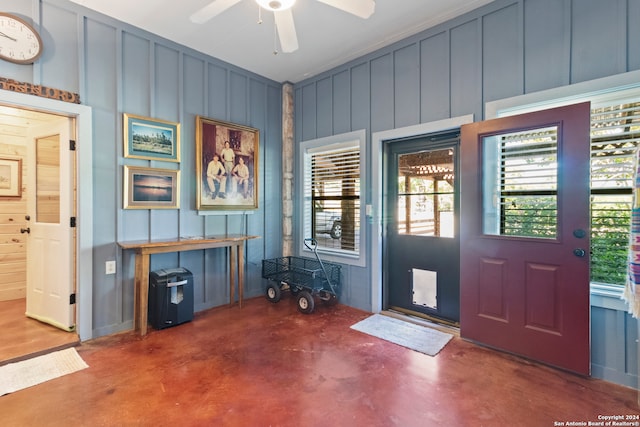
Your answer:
321;293;339;306
296;291;315;314
265;282;282;303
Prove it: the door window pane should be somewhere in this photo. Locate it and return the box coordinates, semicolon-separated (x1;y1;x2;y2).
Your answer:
483;127;558;238
36;134;60;224
397;148;455;237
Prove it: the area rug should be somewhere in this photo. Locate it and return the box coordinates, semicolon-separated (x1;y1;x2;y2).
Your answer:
0;347;88;396
350;314;453;356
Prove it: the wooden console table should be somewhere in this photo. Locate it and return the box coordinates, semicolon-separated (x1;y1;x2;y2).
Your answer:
118;235;259;336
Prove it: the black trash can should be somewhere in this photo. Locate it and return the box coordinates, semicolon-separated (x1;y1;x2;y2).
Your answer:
149;267;194;330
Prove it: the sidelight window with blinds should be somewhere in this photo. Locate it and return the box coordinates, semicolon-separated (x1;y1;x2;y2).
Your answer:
590;102;640;285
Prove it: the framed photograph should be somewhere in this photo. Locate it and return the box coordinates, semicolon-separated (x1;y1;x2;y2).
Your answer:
196;116;259;210
0;157;22;197
124;166;180;209
124;113;180;162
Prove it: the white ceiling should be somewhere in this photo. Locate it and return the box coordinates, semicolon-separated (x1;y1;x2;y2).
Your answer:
68;0;495;83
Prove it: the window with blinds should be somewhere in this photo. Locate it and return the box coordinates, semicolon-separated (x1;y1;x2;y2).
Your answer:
590;102;640;285
304;143;361;255
483;127;559;239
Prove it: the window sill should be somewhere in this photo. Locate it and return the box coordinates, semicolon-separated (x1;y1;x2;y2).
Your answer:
301;247;364;268
590;283;628;312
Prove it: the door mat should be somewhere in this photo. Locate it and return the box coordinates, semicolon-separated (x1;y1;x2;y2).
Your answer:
350;314;453;356
0;347;88;396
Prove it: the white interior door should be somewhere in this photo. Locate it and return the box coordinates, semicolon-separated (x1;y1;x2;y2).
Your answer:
25;117;75;331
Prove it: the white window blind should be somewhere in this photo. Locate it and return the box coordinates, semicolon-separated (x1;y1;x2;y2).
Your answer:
483;127;558;238
305;143;361;255
499;127;558;238
590;101;640;285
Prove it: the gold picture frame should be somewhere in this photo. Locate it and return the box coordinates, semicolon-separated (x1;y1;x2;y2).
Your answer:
0;157;22;197
195;116;259;210
123;113;180;162
124;166;180;209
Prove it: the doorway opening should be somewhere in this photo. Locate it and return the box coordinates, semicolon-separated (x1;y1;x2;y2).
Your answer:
0;105;78;363
371;115;474;322
383;132;460;326
0;90;93;361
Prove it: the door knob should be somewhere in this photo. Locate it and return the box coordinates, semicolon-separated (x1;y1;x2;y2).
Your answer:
573;248;585;257
573;229;586;238
20;227;30;234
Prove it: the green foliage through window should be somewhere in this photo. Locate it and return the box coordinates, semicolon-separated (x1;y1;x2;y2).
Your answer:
589;102;640;286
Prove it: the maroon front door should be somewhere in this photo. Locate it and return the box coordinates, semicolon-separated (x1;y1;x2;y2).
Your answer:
459;102;591;375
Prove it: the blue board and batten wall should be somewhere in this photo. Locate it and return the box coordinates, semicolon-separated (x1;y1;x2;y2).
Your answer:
0;0;283;335
293;0;640;387
0;0;638;388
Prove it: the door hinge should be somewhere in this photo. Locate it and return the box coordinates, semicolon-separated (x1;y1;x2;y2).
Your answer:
70;293;76;305
70;217;77;227
69;140;76;151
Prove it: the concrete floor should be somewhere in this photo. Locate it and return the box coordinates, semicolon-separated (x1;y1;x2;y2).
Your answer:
1;295;638;426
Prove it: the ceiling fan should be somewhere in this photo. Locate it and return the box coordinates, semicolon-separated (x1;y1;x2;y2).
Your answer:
190;0;376;53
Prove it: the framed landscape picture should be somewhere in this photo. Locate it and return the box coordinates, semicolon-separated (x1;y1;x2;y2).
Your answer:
124;113;180;162
124;166;180;209
195;116;259;211
0;157;21;197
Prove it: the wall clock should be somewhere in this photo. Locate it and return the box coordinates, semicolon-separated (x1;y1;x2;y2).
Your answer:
0;12;43;64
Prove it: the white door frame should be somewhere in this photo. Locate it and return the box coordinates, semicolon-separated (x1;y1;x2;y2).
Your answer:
371;114;473;313
0;88;93;341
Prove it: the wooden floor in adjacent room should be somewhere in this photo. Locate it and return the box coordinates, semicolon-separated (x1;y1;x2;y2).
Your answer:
1;295;638;426
0;298;79;366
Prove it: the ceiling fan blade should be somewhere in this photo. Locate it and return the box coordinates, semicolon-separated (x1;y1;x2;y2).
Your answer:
274;9;299;53
190;0;243;24
316;0;375;19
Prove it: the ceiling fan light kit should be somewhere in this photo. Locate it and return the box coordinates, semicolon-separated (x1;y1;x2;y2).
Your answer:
255;0;296;12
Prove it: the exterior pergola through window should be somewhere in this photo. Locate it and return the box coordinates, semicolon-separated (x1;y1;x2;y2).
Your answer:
396;148;455;238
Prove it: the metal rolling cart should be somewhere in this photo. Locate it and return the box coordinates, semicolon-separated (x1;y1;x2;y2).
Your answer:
261;238;342;314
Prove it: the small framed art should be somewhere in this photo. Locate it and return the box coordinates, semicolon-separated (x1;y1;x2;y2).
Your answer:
0;157;22;197
124;166;180;209
124;113;180;162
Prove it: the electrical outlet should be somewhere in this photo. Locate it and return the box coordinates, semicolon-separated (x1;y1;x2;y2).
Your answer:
105;260;116;275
